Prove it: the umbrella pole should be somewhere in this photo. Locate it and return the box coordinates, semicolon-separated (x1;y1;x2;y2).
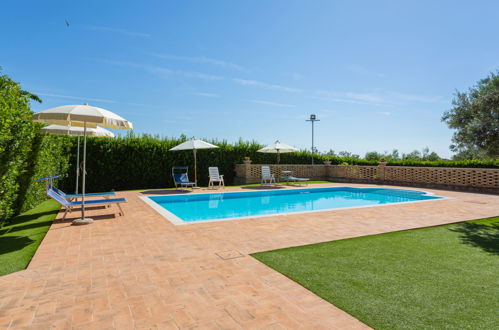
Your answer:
82;123;86;220
277;150;280;164
74;121;92;225
76;136;80;194
193;149;197;186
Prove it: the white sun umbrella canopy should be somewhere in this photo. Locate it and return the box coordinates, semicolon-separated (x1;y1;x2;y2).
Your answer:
169;138;219;186
41;125;115;195
257;140;299;164
33;104;133;225
41;124;115;137
32;104;133;129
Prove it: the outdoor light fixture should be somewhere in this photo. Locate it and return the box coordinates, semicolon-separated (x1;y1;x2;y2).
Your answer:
306;114;320;164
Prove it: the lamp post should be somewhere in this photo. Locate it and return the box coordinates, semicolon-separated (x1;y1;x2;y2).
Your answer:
306;114;320;164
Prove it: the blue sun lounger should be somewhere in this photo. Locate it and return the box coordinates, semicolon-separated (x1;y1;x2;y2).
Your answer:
281;170;309;186
36;174;116;201
281;176;309;185
47;187;127;220
172;166;196;190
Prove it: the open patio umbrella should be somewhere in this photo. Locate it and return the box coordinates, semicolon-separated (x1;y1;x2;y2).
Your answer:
33;104;133;225
257;140;299;164
41;124;115;194
169;138;219;186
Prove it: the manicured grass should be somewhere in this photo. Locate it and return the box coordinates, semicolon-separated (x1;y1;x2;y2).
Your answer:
0;200;60;276
252;217;499;329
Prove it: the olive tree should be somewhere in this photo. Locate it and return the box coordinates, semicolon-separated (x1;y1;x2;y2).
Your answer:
442;71;499;158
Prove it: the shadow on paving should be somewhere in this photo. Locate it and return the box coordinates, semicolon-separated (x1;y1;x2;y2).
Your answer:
54;213;117;224
0;236;35;255
449;222;499;255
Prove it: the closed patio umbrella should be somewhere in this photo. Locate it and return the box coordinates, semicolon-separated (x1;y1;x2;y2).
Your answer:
257;140;299;164
33;104;133;225
169;138;219;186
41;124;115;194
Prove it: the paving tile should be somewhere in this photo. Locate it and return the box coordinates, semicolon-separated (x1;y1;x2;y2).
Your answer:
167;309;192;328
215;250;245;260
0;184;497;329
71;306;93;325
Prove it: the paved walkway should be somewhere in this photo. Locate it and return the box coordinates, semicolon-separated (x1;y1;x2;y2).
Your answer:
1;183;498;329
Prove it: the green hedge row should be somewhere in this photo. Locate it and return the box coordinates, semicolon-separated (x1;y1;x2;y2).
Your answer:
56;134;498;194
0;73;71;227
58;135;334;192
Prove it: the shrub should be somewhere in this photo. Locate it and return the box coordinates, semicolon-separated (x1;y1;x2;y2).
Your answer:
0;72;70;227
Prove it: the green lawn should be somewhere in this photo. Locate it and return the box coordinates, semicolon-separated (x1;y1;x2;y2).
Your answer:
0;200;60;276
252;217;499;329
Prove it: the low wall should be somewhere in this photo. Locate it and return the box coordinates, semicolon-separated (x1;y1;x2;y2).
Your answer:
234;163;327;184
234;163;499;193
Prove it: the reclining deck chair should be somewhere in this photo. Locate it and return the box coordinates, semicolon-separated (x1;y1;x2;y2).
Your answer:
172;166;196;190
47;187;127;220
261;166;276;185
51;186;115;201
36;174;115;202
281;171;309;186
208;167;225;189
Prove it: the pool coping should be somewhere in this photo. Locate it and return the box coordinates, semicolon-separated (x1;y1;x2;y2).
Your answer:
139;186;451;226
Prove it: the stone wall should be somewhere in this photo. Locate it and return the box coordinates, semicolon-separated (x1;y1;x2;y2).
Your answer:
329;164;499;193
234;163;499;193
234;163;327;184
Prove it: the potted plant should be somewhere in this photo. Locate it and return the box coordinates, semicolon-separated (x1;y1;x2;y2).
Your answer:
379;157;387;166
243;156;252;164
323;158;332;165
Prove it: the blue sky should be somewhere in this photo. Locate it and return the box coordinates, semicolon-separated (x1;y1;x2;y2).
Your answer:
2;0;498;158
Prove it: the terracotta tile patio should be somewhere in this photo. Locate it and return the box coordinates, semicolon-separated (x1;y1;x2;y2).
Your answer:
1;183;498;329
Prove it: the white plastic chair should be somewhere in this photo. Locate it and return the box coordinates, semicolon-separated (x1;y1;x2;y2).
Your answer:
208;167;225;189
261;166;276;185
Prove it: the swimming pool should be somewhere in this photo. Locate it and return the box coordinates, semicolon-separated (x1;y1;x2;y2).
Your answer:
141;187;444;225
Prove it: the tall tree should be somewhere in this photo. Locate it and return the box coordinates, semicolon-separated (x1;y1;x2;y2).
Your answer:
442;71;499;158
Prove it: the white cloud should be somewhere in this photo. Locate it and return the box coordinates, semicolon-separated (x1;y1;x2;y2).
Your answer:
347;65;386;78
36;92;117;104
195;92;219;97
145;52;246;71
385;91;443;103
284;72;304;81
250;99;296;107
35;92;148;107
84;25;151;38
233;78;302;93
313;91;387;106
314;89;443;106
100;59;224;80
380;111;391;116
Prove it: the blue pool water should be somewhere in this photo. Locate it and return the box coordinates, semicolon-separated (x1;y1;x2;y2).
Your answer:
147;187;442;223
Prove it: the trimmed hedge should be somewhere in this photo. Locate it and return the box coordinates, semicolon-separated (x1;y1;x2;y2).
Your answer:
58;135;334;192
56;134;498;194
0;72;70;227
